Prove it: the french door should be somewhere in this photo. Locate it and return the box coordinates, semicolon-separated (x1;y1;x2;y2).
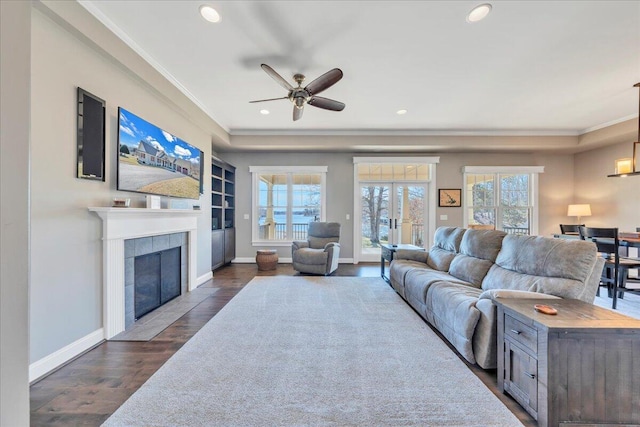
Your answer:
358;183;427;262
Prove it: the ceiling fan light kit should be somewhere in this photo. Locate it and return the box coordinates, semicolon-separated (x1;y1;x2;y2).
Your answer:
250;64;346;121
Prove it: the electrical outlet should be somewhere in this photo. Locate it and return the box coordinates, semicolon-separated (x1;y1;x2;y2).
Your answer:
243;214;249;220
346;214;350;220
440;215;448;221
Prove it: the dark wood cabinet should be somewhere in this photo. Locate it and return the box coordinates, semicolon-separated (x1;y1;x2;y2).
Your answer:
496;298;640;427
211;229;224;270
211;157;235;270
224;228;235;264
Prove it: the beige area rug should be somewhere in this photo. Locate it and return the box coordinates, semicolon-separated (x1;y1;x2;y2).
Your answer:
103;276;523;426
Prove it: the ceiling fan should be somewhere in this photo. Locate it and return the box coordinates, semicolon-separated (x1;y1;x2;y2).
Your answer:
250;64;345;121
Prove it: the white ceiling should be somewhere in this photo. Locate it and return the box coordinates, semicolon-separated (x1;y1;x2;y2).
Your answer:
81;1;640;137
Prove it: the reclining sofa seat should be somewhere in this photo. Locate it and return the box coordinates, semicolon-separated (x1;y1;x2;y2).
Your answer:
389;226;604;369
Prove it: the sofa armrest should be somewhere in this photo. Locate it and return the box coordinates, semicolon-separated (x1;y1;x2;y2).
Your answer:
478;289;562;301
324;242;340;251
292;241;309;251
394;249;428;264
324;243;340;275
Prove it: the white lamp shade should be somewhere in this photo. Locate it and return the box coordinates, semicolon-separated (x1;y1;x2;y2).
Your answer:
567;204;592;217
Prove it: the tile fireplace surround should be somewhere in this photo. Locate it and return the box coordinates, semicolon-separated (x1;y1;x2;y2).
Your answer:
89;207;200;339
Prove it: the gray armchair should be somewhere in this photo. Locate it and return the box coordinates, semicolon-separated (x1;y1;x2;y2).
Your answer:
292;222;341;275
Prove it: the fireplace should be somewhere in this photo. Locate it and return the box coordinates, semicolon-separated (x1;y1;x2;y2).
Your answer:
89;207;200;339
134;247;181;319
124;232;187;329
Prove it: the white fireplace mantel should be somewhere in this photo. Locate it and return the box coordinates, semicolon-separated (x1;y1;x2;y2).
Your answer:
89;207;201;339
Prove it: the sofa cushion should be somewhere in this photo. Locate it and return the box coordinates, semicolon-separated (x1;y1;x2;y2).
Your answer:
404;268;473;307
482;235;601;301
426;227;466;271
427;247;457;272
459;229;507;261
448;255;494;288
495;234;598;283
425;282;483;365
447;229;507;287
389;259;428;297
307;222;340;249
308;236;337;249
432;226;466;252
482;265;589;300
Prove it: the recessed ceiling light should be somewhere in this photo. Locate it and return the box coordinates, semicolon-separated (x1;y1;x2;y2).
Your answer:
199;5;221;23
467;3;492;23
397;109;408;115
260;109;270;115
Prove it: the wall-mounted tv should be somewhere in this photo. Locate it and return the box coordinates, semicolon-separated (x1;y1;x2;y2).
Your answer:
117;107;202;199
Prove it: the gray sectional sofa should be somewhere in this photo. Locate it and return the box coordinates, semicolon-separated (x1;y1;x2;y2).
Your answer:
389;227;604;369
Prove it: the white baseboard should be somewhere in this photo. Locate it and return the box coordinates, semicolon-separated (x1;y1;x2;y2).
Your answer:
29;328;104;383
197;271;213;285
232;257;354;264
232;257;260;263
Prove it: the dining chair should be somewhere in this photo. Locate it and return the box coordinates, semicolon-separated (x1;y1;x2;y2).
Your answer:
579;226;640;309
559;224;584;235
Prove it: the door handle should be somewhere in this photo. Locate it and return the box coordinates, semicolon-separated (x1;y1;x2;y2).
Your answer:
524;372;535;379
394;218;398;229
510;329;521;335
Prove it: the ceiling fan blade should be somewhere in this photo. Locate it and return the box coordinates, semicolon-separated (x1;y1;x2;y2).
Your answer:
249;96;288;103
304;68;343;96
308;96;345;111
261;64;294;91
293;105;304;121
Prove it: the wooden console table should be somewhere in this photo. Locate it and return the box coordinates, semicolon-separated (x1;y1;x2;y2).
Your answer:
496;298;640;427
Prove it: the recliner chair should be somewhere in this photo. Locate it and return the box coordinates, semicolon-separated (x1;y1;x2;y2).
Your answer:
292;222;341;275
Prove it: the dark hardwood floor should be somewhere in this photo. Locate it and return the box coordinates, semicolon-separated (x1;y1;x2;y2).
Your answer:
30;263;535;426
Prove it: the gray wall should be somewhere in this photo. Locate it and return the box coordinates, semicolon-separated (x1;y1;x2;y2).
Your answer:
1;1;31;424
222;152;356;259
435;151;575;235
29;7;212;363
221;150;575;261
574;140;640;230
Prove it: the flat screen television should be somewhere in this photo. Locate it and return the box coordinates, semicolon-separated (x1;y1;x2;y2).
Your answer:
117;107;203;199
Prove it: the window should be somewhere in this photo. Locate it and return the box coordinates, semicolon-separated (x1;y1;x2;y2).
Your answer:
463;166;544;235
251;166;327;245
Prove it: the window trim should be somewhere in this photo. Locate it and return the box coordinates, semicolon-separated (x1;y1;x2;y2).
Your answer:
352;157;440;262
462;166;544;235
250;166;328;246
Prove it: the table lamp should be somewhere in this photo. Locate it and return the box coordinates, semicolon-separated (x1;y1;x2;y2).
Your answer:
567;204;591;224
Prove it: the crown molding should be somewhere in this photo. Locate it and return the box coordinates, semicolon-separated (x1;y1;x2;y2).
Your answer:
229;129;580;137
77;0;229;134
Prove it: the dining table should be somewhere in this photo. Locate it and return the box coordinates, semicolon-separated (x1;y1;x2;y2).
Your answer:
553;232;640;248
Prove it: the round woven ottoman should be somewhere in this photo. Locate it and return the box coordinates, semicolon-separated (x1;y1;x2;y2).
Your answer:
256;250;278;271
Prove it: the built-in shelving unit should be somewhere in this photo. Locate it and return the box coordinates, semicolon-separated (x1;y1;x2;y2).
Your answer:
211;157;235;270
